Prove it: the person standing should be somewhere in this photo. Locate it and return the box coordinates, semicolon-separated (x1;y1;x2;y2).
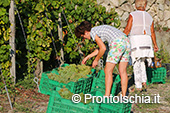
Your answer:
124;0;158;92
75;21;131;97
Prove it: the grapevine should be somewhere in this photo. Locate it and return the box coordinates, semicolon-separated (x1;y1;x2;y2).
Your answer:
1;0;120;91
0;0;12;91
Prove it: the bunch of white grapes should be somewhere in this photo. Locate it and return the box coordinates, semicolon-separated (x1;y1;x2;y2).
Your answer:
48;64;92;84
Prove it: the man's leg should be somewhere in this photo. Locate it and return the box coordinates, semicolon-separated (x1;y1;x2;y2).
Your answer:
119;62;128;97
104;62;116;96
133;59;142;90
141;58;147;90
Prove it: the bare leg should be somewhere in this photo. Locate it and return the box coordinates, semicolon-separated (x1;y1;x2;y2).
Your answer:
104;62;116;96
142;82;147;90
119;62;128;97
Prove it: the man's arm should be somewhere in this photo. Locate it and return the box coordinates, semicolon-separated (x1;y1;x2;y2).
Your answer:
150;21;159;52
94;35;106;61
81;49;99;64
123;14;133;36
92;35;106;68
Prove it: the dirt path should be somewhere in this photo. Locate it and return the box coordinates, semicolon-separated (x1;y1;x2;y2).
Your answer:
0;87;49;113
129;78;170;113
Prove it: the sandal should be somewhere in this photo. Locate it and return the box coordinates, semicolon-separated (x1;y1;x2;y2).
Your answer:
142;83;147;92
142;86;147;92
130;87;142;94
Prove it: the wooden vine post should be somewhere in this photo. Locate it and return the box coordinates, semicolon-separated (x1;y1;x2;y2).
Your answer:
9;0;16;84
58;13;64;65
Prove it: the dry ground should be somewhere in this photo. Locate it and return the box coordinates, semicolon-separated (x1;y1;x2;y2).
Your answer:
129;78;170;113
0;77;170;113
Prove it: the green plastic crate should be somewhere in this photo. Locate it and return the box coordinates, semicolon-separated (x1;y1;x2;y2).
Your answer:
90;90;132;113
96;70;105;78
91;73;121;96
46;87;100;113
97;70;121;81
39;71;62;95
39;64;96;95
65;80;84;94
61;68;96;94
83;76;94;94
96;70;121;83
39;64;69;95
99;101;132;113
147;67;166;84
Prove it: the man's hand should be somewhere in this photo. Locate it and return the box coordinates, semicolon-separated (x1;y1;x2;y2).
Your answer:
154;45;159;52
81;56;89;64
92;59;98;68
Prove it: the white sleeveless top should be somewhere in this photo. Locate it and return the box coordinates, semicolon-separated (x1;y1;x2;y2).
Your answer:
129;11;154;64
129;10;153;36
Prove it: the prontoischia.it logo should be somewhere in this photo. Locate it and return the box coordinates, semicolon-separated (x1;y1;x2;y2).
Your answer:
72;94;160;104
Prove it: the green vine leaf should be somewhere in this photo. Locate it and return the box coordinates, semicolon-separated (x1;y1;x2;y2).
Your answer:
0;8;6;16
35;3;45;13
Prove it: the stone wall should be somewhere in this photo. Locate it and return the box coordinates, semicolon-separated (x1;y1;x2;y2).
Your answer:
97;0;170;54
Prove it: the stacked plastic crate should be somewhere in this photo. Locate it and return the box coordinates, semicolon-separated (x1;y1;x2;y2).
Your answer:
147;67;167;84
91;70;121;96
46;81;132;113
39;64;96;95
91;70;132;113
39;64;132;113
46;87;100;113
